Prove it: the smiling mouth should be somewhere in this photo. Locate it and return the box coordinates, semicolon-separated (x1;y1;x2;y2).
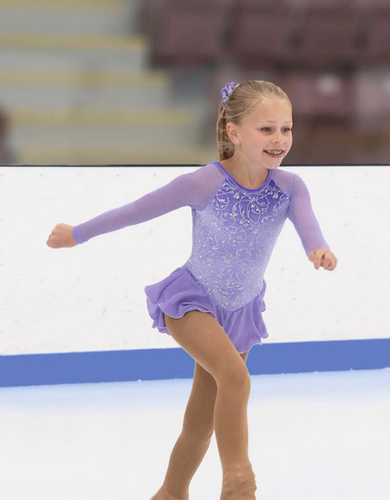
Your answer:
264;150;284;158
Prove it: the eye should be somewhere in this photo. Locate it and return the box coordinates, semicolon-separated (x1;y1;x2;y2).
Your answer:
282;127;292;133
260;127;272;133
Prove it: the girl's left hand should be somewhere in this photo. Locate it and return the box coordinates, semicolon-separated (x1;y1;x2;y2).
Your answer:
308;248;337;271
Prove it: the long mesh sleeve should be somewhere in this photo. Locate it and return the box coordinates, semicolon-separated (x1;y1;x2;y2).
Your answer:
287;174;329;255
72;165;224;244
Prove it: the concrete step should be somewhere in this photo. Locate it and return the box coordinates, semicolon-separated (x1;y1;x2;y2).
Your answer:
0;84;168;109
0;70;169;109
0;70;168;87
11;125;200;149
0;0;124;6
16;146;217;165
0;33;148;72
9;108;190;125
9;110;200;149
0;1;139;35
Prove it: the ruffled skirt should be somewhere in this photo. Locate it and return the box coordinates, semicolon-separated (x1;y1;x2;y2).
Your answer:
145;266;268;354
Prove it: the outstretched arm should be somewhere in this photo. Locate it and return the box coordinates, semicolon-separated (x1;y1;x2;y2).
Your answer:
288;175;337;271
46;164;224;249
46;172;200;248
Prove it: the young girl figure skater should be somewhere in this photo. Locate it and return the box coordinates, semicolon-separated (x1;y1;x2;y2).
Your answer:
47;81;337;500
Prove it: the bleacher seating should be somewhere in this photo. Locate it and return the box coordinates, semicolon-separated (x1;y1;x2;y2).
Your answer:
143;0;228;67
0;0;216;165
362;14;390;64
228;9;298;70
353;0;390;10
286;0;354;10
143;0;390;73
278;73;354;127
353;71;390;130
293;10;361;71
0;0;389;165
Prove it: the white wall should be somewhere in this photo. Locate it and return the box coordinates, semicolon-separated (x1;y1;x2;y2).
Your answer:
1;165;389;355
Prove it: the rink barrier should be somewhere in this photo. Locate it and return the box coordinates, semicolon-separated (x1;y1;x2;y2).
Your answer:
0;338;389;388
2;164;390;388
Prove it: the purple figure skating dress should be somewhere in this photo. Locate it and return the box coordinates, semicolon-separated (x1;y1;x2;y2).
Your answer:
73;161;328;353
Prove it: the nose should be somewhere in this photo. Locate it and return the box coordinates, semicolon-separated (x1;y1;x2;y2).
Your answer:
272;131;283;144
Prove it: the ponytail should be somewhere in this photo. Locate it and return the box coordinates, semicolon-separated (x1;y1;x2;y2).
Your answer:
216;102;235;161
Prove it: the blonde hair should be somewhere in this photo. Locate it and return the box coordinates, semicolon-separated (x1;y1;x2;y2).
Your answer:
216;80;291;161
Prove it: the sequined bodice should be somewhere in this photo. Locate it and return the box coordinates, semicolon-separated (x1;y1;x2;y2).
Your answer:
185;174;290;311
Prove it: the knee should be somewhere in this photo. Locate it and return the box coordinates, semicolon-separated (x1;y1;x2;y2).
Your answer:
218;364;251;395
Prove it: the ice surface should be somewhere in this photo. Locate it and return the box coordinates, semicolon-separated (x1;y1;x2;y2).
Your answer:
0;368;389;500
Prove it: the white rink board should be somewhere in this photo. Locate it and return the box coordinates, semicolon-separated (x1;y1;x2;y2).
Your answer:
0;165;389;355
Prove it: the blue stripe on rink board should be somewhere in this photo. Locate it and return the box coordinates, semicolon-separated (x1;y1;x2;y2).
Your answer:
0;338;389;388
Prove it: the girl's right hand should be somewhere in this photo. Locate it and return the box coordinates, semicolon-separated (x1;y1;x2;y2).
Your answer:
47;223;78;248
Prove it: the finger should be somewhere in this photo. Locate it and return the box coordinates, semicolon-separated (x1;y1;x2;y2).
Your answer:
310;251;321;269
47;225;63;248
323;257;337;271
47;233;61;248
315;253;324;269
47;237;58;248
318;251;330;268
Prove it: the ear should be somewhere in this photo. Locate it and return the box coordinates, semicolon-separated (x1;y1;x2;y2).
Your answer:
226;122;240;145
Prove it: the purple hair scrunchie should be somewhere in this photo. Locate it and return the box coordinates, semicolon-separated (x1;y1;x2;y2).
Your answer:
221;82;240;106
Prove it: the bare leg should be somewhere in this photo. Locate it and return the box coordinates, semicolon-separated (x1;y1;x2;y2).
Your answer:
152;352;248;500
152;311;256;500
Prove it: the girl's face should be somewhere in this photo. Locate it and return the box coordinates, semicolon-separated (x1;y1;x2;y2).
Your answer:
229;97;293;169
